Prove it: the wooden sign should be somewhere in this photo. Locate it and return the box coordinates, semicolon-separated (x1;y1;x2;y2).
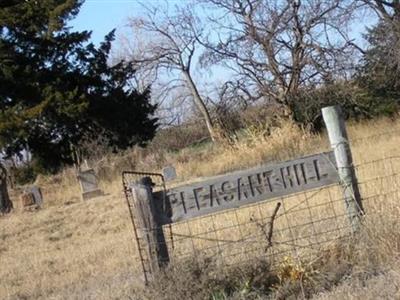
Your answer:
127;106;362;283
153;152;338;224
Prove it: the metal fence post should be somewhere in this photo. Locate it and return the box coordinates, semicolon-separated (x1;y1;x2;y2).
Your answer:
131;177;169;278
322;105;364;232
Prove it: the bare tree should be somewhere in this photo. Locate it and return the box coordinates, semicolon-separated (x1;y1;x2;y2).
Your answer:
362;0;400;20
199;0;360;118
124;2;223;143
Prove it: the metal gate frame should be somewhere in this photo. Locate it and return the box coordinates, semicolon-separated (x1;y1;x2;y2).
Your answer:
122;171;168;284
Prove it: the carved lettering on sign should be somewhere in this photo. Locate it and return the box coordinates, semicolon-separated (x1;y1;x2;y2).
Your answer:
154;152;338;224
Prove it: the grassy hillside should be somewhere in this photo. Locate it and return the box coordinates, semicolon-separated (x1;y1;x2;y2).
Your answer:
1;118;400;299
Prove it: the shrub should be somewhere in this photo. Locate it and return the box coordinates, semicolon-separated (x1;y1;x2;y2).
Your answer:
150;121;210;152
290;82;399;131
13;165;37;185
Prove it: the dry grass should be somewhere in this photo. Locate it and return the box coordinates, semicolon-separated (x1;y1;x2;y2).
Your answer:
1;117;400;299
0;194;141;300
313;269;400;300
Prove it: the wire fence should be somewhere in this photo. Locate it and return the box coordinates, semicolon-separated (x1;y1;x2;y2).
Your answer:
123;139;400;283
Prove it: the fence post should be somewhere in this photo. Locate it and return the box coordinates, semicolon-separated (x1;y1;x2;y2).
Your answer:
322;105;364;232
131;177;169;277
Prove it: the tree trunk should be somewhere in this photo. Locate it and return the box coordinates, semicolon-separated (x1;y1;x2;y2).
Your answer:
275;90;296;121
182;70;219;143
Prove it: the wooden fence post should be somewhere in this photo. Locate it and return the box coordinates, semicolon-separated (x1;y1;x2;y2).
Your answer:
130;177;169;277
322;105;364;232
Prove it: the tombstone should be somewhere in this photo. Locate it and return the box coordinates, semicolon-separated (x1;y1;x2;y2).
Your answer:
162;166;177;182
26;186;43;207
20;192;35;208
77;169;103;200
0;163;13;214
18;186;43;209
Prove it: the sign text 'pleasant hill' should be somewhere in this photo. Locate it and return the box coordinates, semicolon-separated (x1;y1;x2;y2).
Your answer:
153;152;338;223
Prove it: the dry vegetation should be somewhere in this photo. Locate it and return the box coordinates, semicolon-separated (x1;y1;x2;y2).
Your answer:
1;117;400;299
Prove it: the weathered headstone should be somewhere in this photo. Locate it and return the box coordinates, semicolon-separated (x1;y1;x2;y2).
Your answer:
77;169;103;200
19;186;43;209
0;163;13;214
20;192;35;207
162;166;177;182
26;186;43;207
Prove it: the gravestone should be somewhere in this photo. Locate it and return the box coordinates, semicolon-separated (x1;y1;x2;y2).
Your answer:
0;163;13;213
25;186;43;207
20;192;35;207
77;169;103;200
20;186;43;209
162;166;177;182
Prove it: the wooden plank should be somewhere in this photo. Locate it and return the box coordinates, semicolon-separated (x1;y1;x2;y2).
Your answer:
154;152;338;224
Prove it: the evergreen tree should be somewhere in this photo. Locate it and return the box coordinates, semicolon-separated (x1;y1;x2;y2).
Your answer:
0;0;158;172
356;20;400;115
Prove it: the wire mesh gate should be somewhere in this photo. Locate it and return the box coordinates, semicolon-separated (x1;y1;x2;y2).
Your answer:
121;157;346;284
122;155;400;284
122;171;170;283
